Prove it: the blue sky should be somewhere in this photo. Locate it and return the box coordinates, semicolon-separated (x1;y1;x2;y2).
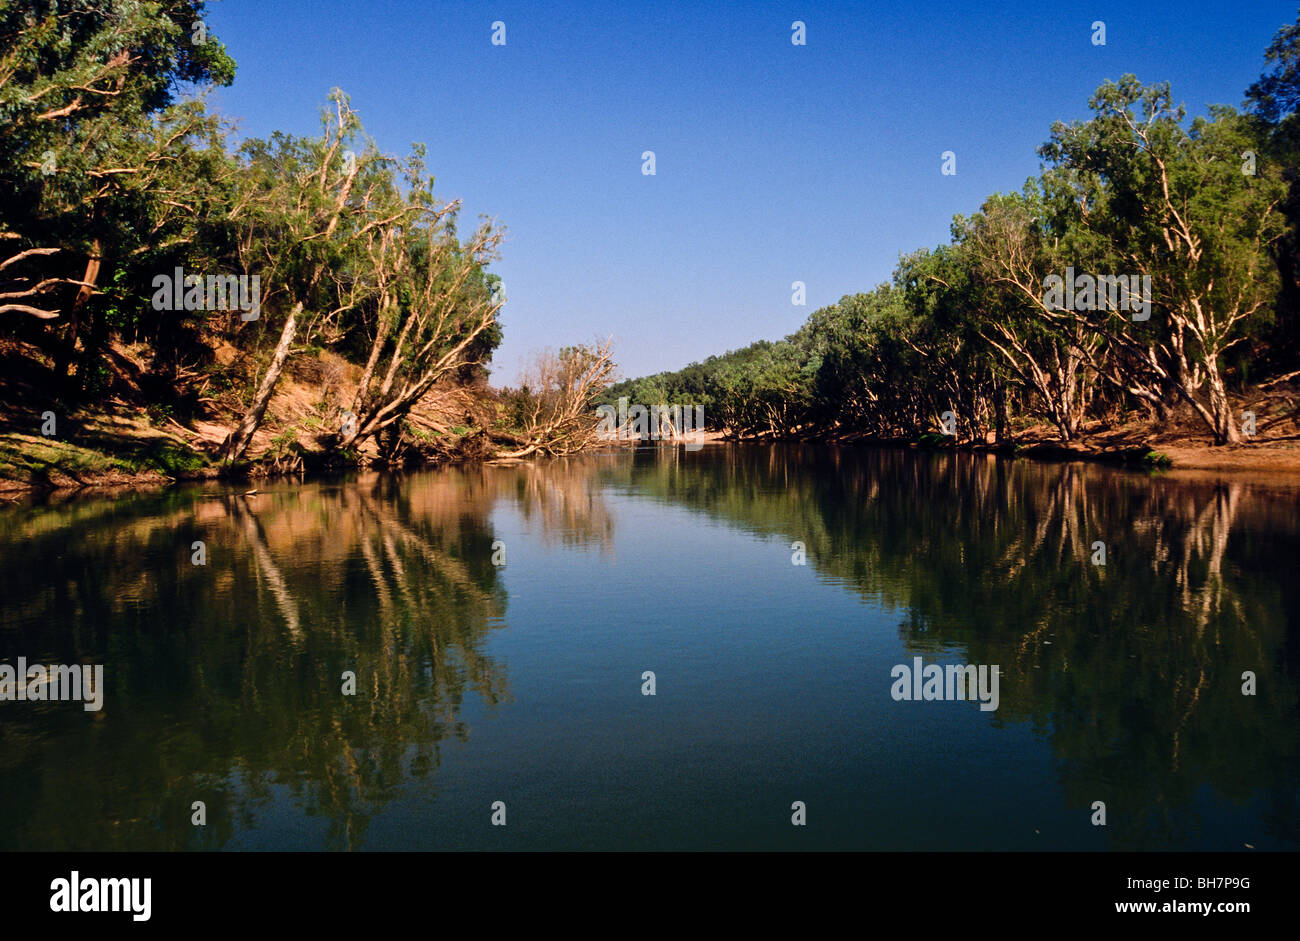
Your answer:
203;0;1299;385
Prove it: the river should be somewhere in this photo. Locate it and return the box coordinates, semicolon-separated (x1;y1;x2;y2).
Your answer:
1;445;1296;850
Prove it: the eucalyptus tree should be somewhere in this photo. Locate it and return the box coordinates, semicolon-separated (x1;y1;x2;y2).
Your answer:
894;246;1002;443
0;0;235;394
959;190;1099;439
336;186;505;452
809;287;919;437
1245;9;1300;364
220;91;405;462
1038;77;1286;443
494;341;616;457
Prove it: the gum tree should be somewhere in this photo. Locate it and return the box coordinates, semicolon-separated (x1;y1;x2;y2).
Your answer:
1039;77;1286;443
0;0;234;393
1245;9;1300;364
220;92;402;463
960;189;1100;440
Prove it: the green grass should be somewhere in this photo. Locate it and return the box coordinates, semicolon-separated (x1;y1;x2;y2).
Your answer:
0;429;210;487
0;434;133;485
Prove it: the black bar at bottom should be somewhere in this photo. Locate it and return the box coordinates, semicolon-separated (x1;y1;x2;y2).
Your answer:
0;851;1282;927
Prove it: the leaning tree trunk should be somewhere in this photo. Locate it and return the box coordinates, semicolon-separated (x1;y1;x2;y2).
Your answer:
221;303;299;464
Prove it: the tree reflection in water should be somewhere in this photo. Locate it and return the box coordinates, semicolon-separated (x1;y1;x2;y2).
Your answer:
0;448;1296;850
616;446;1300;850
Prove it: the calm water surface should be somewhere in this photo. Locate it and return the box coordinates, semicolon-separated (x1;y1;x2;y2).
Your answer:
1;445;1297;850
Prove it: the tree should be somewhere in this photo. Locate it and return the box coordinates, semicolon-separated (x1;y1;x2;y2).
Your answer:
495;341;616;457
1039;77;1285;443
220;91;401;462
0;1;234;394
338;202;505;451
1246;9;1300;367
961;190;1100;440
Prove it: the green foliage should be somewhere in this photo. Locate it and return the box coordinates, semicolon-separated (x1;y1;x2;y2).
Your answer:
1245;14;1300;124
138;441;207;475
614;23;1300;446
1;1;237;370
1;5;506;468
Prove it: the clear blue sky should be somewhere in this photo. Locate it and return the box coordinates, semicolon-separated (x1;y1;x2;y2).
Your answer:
204;0;1299;385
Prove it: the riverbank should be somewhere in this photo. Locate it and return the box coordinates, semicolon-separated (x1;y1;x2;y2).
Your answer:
716;379;1300;474
3;334;1296;497
7;418;1300;500
964;413;1300;473
0;336;497;497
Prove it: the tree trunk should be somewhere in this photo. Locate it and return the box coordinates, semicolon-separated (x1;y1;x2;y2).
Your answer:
221;304;299;464
1205;360;1240;445
994;384;1010;443
53;241;103;399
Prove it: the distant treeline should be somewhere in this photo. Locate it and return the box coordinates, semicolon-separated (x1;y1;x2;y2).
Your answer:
607;16;1300;446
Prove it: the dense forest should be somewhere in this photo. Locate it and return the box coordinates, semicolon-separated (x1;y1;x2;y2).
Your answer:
606;17;1300;454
